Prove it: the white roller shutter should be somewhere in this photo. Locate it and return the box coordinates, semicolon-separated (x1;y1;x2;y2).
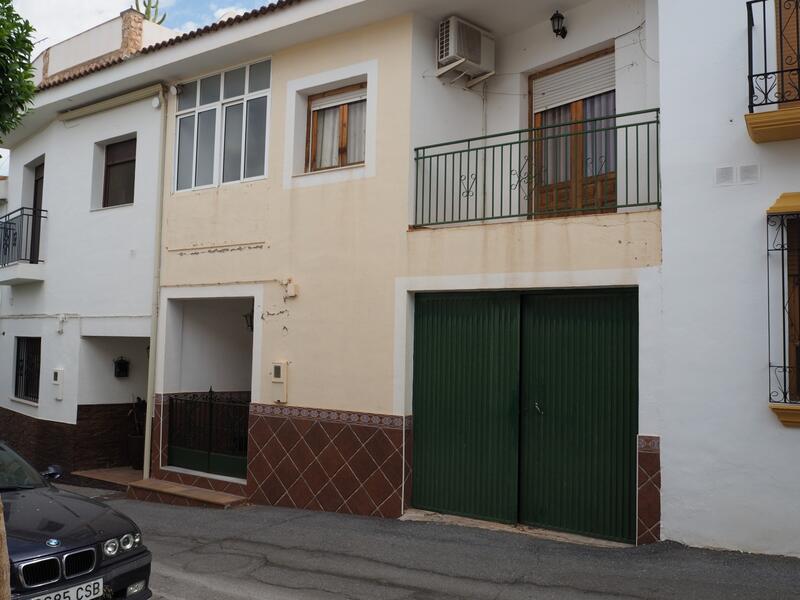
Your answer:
532;52;615;113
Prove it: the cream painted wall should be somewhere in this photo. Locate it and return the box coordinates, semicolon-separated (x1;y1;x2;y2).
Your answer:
158;13;661;418
159;16;414;415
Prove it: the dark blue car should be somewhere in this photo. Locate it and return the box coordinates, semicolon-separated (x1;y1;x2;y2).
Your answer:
0;442;151;599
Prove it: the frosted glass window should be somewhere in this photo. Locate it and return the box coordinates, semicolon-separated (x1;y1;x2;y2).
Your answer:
176;115;195;190
175;60;270;189
199;75;220;105
178;81;197;111
245;97;268;178
195;109;216;186
223;103;244;182
224;67;246;99
249;61;271;92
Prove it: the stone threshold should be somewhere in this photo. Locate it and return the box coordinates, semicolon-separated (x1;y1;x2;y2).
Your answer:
127;478;247;509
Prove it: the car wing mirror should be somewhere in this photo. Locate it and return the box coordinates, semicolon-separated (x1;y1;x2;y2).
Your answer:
41;465;63;480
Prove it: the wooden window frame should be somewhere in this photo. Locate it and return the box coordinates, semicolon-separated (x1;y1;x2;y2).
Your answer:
103;138;137;208
305;82;367;173
527;47;617;218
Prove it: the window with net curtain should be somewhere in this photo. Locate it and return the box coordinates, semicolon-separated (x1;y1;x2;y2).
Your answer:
307;84;367;172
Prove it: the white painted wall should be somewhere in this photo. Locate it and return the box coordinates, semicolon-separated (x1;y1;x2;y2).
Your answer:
168;298;254;393
659;0;800;557
141;21;177;48
486;0;655;134
0;94;163;424
0;316;80;424
47;17;122;75
77;337;149;406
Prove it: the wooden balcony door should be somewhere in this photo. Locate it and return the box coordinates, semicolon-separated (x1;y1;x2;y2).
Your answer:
532;91;617;217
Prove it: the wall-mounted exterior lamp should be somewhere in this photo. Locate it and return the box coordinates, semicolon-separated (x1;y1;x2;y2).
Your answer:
551;11;568;39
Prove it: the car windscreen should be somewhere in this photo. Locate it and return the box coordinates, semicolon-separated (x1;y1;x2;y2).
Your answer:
0;443;45;490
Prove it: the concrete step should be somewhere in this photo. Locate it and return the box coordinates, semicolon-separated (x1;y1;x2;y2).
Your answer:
127;478;247;509
72;467;143;492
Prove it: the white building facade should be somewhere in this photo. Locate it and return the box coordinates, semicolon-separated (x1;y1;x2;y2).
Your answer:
0;10;173;472
659;0;800;557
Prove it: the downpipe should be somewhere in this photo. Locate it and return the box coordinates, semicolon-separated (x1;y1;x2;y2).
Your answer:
143;85;168;480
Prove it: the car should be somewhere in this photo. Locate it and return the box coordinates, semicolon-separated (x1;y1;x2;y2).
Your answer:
0;442;152;599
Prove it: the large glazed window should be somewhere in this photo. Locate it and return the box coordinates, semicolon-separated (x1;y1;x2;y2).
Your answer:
14;337;41;402
306;83;367;172
175;60;271;191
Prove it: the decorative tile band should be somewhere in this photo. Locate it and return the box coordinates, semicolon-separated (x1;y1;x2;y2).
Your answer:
637;435;660;453
160;390;251;403
251;403;408;429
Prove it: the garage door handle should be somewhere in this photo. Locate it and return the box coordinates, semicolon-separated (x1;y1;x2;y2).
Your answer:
534;400;544;416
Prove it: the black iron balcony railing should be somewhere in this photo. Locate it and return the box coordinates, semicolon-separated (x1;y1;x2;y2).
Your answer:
747;0;800;111
413;109;660;227
0;207;47;267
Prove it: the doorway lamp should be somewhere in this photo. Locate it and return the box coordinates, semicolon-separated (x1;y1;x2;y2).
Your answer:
551;11;568;39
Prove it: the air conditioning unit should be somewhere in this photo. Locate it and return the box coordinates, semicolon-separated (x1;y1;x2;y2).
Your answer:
437;16;495;77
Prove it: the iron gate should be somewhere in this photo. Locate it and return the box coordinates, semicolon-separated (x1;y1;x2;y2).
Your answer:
167;388;250;479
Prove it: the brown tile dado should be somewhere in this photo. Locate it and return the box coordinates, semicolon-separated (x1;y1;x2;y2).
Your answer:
637;435;661;546
247;405;411;518
0;403;134;472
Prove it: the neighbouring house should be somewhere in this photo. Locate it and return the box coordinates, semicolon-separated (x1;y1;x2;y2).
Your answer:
0;10;175;472
141;0;660;547
5;0;800;560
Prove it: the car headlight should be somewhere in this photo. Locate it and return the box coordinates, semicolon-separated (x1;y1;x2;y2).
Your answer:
120;533;135;551
103;538;119;557
103;532;142;558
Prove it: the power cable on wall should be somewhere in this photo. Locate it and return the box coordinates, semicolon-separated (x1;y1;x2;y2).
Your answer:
421;18;656;97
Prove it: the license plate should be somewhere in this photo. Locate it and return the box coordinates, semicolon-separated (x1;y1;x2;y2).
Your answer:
29;578;103;600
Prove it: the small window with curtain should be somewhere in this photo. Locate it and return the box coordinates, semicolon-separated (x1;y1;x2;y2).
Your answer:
103;138;136;207
306;83;367;172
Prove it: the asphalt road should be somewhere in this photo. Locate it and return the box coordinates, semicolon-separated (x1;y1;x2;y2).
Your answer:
101;498;800;600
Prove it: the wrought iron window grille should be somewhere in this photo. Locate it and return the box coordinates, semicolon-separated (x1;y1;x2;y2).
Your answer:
767;213;800;404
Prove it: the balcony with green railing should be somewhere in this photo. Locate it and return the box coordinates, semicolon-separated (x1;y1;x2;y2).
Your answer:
412;108;660;227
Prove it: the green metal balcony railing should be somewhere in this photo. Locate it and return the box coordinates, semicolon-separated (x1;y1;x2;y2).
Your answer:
413;108;660;227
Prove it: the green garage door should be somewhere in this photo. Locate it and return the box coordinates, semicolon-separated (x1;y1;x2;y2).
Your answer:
519;290;638;543
412;289;638;542
412;293;520;523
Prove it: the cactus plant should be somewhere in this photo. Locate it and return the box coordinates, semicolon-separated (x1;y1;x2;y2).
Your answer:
134;0;167;25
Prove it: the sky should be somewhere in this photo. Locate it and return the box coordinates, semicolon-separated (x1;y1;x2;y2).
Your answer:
12;0;269;50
